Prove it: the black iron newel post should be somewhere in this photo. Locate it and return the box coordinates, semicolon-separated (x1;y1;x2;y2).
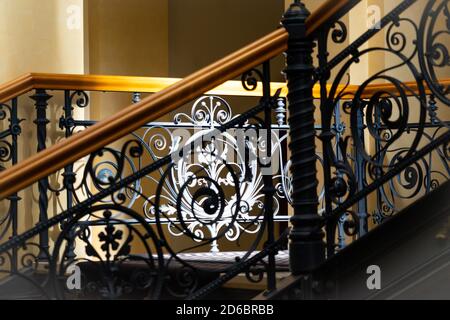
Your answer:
31;89;52;260
282;1;325;274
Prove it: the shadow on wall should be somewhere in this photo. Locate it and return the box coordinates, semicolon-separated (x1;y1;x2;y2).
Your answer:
169;0;286;81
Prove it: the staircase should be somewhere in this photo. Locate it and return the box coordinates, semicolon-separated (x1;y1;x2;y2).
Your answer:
0;0;449;300
258;180;450;300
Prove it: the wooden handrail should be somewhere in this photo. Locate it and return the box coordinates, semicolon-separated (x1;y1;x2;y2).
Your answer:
1;72;447;104
0;0;359;199
357;80;450;98
0;73;289;102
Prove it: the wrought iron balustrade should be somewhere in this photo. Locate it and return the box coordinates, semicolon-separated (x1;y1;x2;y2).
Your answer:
0;0;448;300
311;0;450;259
0;62;297;299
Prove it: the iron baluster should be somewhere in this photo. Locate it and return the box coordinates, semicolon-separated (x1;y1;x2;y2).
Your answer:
9;98;20;272
132;92;142;104
62;90;76;259
317;29;336;258
261;60;277;293
355;105;368;236
333;102;347;249
31;89;52;260
374;105;385;222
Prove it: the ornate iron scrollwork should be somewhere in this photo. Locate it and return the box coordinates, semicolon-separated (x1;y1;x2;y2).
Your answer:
317;0;450;253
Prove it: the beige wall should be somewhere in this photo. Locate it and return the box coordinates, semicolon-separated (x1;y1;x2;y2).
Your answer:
170;0;285;80
87;0;169;121
0;0;85;82
87;0;168;77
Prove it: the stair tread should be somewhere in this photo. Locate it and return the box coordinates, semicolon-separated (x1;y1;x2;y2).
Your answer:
77;250;290;273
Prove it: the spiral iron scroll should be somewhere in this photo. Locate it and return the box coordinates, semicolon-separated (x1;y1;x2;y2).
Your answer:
319;0;449;252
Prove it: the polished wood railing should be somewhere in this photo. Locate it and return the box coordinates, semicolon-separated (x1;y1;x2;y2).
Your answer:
1;72;447;104
0;0;364;199
0;74;447;200
0;73;289;102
